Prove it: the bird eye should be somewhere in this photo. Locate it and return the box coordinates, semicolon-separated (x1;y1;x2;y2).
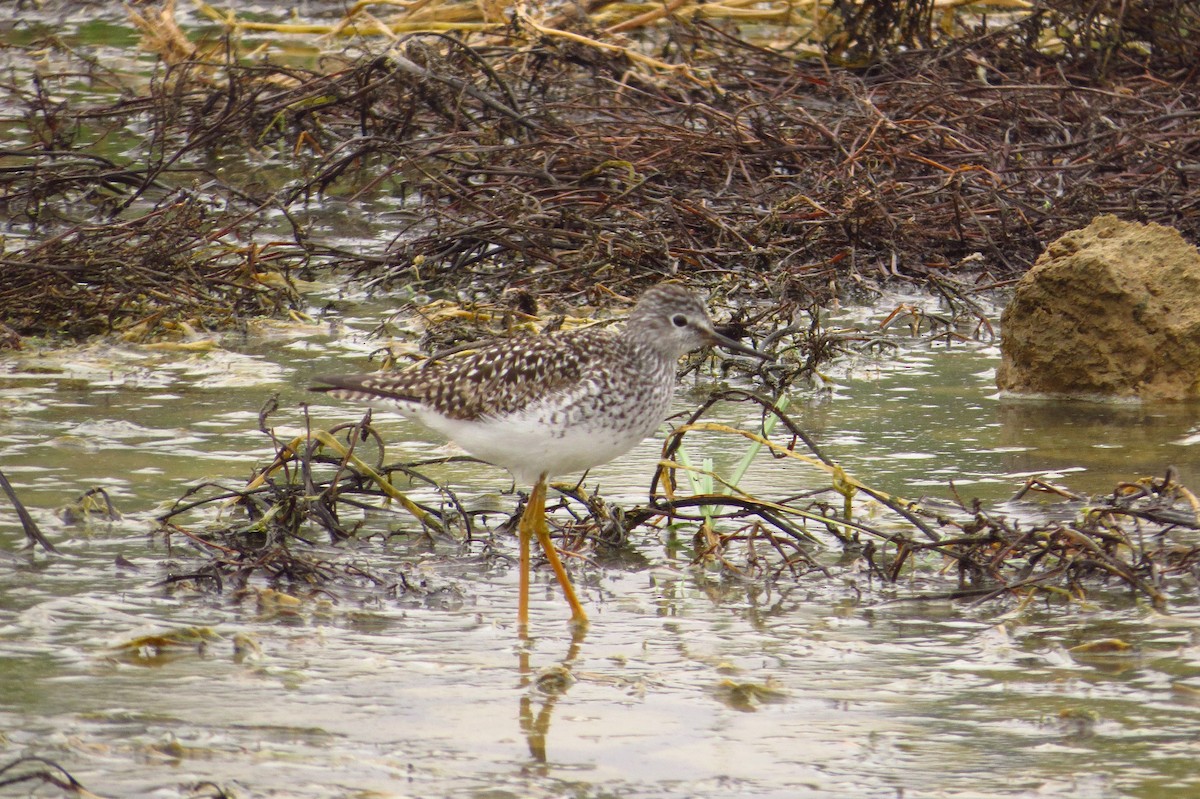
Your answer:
671;314;687;327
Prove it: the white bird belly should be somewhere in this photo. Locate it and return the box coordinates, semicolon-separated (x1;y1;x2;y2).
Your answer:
417;405;663;486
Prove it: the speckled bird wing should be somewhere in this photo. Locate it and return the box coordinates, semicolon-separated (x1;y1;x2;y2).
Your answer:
324;328;618;422
416;328;618;421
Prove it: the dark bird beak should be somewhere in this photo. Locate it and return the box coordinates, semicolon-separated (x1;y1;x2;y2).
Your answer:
710;330;773;361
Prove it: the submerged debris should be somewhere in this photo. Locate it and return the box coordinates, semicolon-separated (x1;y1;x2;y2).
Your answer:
109;626;223;666
155;407;460;595
0;756;91;796
0;467;57;553
658;395;1200;610
158;387;1200;611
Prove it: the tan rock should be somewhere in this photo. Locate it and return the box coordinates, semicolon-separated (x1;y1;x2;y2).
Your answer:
997;214;1200;400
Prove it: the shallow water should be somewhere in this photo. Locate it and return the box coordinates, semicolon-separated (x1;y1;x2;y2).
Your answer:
3;297;1200;799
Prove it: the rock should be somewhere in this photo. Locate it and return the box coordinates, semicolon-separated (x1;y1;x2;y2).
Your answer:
996;215;1200;400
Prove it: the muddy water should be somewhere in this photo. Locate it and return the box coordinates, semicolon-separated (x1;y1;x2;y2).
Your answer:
3;298;1200;799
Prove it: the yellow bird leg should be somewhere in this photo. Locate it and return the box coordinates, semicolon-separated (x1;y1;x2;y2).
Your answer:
528;475;589;628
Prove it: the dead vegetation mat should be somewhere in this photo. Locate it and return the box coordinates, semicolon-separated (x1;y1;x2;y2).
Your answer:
1;7;1199;342
152;395;1200;610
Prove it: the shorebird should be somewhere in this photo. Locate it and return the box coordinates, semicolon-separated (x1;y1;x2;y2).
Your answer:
312;284;769;628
